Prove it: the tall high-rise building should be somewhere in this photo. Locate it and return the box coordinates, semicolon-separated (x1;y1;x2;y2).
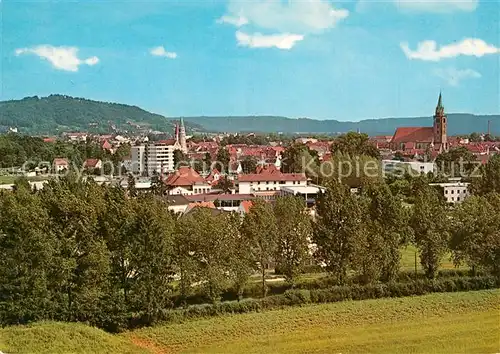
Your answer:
179;117;187;153
131;139;181;176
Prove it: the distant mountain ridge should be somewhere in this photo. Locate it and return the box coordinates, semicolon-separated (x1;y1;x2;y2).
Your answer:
171;114;499;136
0;95;498;136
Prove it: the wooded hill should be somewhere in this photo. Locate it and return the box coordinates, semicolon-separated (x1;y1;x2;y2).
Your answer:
0;95;204;135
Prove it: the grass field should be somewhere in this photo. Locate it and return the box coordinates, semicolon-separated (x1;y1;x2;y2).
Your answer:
0;322;146;354
3;290;496;354
127;290;500;354
0;175;48;184
400;244;458;271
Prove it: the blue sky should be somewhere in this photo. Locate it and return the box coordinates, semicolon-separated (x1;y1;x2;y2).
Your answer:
1;0;499;121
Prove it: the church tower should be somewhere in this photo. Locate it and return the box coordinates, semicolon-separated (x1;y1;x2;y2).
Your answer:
433;92;448;151
179;117;187;153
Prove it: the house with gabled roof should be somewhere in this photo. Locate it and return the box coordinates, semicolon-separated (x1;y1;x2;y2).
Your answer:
164;166;212;195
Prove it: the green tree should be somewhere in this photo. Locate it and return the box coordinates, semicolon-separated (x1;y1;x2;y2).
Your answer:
13;176;31;192
215;147;230;174
127;173;137;197
0;189;57;324
150;171;166;196
331;132;380;159
360;181;411;282
274;196;313;284
281;144;319;176
214;176;234;193
240;199;277;297
173;149;188;168
410;185;450;279
203;152;212;171
313;180;365;284
469;155;500;196
451;194;500;276
435;146;476;177
128;195;176;322
177;208;234;303
241;156;259;174
41;179;111;324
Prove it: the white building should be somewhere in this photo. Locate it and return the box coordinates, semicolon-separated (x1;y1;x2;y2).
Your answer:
430;182;470;204
237;171;308;195
280;184;326;207
131;139;181;175
382;159;435;176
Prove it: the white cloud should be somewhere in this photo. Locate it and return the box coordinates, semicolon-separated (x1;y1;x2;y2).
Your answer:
236;31;304;50
15;45;99;72
434;67;481;86
401;38;500;61
225;0;348;33
395;0;478;13
216;14;248;27
150;46;178;59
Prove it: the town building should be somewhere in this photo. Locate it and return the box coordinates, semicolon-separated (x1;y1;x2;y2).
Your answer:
430;182;470;204
131;118;187;175
382;159;435;176
53;158;69;172
164;166;212;195
279;184;326;207
83;158;102;170
237;164;307;196
391;93;448;153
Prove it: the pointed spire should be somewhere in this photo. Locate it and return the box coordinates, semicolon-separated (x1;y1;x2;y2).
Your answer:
437;91;443;109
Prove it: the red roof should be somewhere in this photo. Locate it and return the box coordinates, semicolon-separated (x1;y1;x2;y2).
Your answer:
43;137;56;143
84;159;101;168
53;158;69;166
256;164;280;175
205;168;220;182
238;172;306;183
240;200;254;213
165;166;206;187
188;201;215;210
102;140;112;151
158;139;177;145
391;127;434;143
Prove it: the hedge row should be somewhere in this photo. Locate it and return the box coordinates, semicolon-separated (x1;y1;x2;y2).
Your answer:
171;268;481;307
133;275;499;328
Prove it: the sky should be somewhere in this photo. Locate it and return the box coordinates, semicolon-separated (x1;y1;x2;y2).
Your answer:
1;0;499;121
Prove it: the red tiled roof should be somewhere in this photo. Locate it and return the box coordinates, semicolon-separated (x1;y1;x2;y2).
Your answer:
188;201;215;210
165;166;206;187
53;158;69;166
84;159;101;168
186;193;256;202
391;127;434;143
43;137;56;143
255;164;280;175
238;172;306;182
205;169;220;182
240;200;254;213
102;140;112;150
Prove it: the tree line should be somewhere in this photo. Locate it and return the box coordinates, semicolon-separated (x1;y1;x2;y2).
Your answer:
1;157;499;330
0;134;129;171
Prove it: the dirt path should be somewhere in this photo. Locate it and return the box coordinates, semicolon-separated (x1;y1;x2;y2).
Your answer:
129;336;170;354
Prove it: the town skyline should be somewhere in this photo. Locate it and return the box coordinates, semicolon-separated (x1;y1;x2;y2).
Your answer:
2;0;500;120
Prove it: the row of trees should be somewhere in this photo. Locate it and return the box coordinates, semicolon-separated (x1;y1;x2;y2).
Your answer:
2;166;499;329
0;134;129;170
